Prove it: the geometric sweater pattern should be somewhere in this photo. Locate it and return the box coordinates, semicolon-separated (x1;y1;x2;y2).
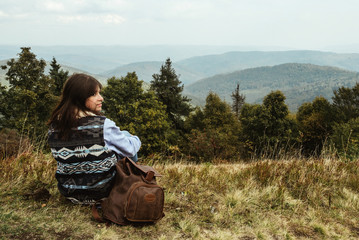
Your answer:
48;116;118;204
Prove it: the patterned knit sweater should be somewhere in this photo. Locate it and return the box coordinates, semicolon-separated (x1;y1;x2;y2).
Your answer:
48;116;117;204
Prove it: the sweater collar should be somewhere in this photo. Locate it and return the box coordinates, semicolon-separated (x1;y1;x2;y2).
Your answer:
77;110;97;118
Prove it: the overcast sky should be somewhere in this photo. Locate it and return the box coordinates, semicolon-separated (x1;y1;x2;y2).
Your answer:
1;0;359;51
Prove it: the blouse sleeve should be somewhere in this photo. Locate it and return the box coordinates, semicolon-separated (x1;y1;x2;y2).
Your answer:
103;118;141;157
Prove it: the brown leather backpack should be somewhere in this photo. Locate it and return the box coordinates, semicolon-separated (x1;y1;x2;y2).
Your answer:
92;157;164;225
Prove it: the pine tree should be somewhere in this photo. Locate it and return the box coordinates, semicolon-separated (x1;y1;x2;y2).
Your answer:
203;92;239;128
0;47;57;138
231;83;245;117
332;83;359;123
240;91;298;157
297;96;334;155
150;58;192;132
186;92;241;161
49;57;69;96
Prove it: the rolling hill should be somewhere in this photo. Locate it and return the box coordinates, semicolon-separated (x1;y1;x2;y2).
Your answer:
101;50;359;86
177;50;359;77
0;59;108;86
184;63;359;112
101;61;205;85
0;45;258;74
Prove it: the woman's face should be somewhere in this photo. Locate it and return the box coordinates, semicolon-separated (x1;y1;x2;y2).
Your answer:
85;86;103;112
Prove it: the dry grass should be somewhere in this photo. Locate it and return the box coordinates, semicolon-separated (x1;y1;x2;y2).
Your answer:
1;151;359;239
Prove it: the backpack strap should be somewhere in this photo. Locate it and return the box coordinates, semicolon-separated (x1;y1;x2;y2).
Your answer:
125;157;162;177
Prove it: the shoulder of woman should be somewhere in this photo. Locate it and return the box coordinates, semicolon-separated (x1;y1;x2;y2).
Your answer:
104;118;118;128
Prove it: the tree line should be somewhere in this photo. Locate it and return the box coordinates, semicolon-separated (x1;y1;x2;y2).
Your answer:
1;47;358;161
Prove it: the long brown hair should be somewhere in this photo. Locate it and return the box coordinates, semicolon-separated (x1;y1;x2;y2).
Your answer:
48;73;102;139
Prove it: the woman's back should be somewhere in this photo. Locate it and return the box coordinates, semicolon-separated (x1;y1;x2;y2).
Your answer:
49;115;117;204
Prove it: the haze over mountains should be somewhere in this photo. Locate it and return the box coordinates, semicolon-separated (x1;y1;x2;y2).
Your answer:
1;45;359;112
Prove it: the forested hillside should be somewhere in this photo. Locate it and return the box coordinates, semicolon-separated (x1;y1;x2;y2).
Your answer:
184;63;359;111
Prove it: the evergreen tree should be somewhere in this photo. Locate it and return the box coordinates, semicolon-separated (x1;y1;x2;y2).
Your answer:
102;72;143;124
231;83;245;117
239;103;268;154
240;91;297;158
49;57;69;96
332;83;359;123
102;72;172;155
186;92;241;161
330;83;359;158
150;58;192;133
296;97;334;155
0;47;57;138
184;107;205;131
262;90;290;138
203;92;238;128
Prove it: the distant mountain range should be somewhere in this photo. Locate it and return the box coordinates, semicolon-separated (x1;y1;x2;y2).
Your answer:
184;63;359;111
100;50;359;86
0;59;108;86
100;61;205;85
0;45;260;73
2;46;359;112
177;50;359;77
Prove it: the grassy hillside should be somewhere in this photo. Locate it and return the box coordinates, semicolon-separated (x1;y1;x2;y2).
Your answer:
184;63;359;111
1;151;358;239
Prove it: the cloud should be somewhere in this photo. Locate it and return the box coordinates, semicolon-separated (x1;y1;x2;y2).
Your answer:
0;0;128;17
57;14;125;24
0;0;127;25
102;14;125;24
0;10;7;17
1;0;359;48
166;1;215;19
43;1;65;12
0;9;29;20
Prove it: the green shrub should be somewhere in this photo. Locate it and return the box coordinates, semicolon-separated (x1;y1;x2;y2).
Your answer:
0;128;32;159
331;118;359;160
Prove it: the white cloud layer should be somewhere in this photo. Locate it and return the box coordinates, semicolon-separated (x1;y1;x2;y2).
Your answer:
43;1;65;12
0;0;359;51
57;14;125;24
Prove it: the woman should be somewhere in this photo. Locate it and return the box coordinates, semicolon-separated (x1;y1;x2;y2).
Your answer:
48;73;141;204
